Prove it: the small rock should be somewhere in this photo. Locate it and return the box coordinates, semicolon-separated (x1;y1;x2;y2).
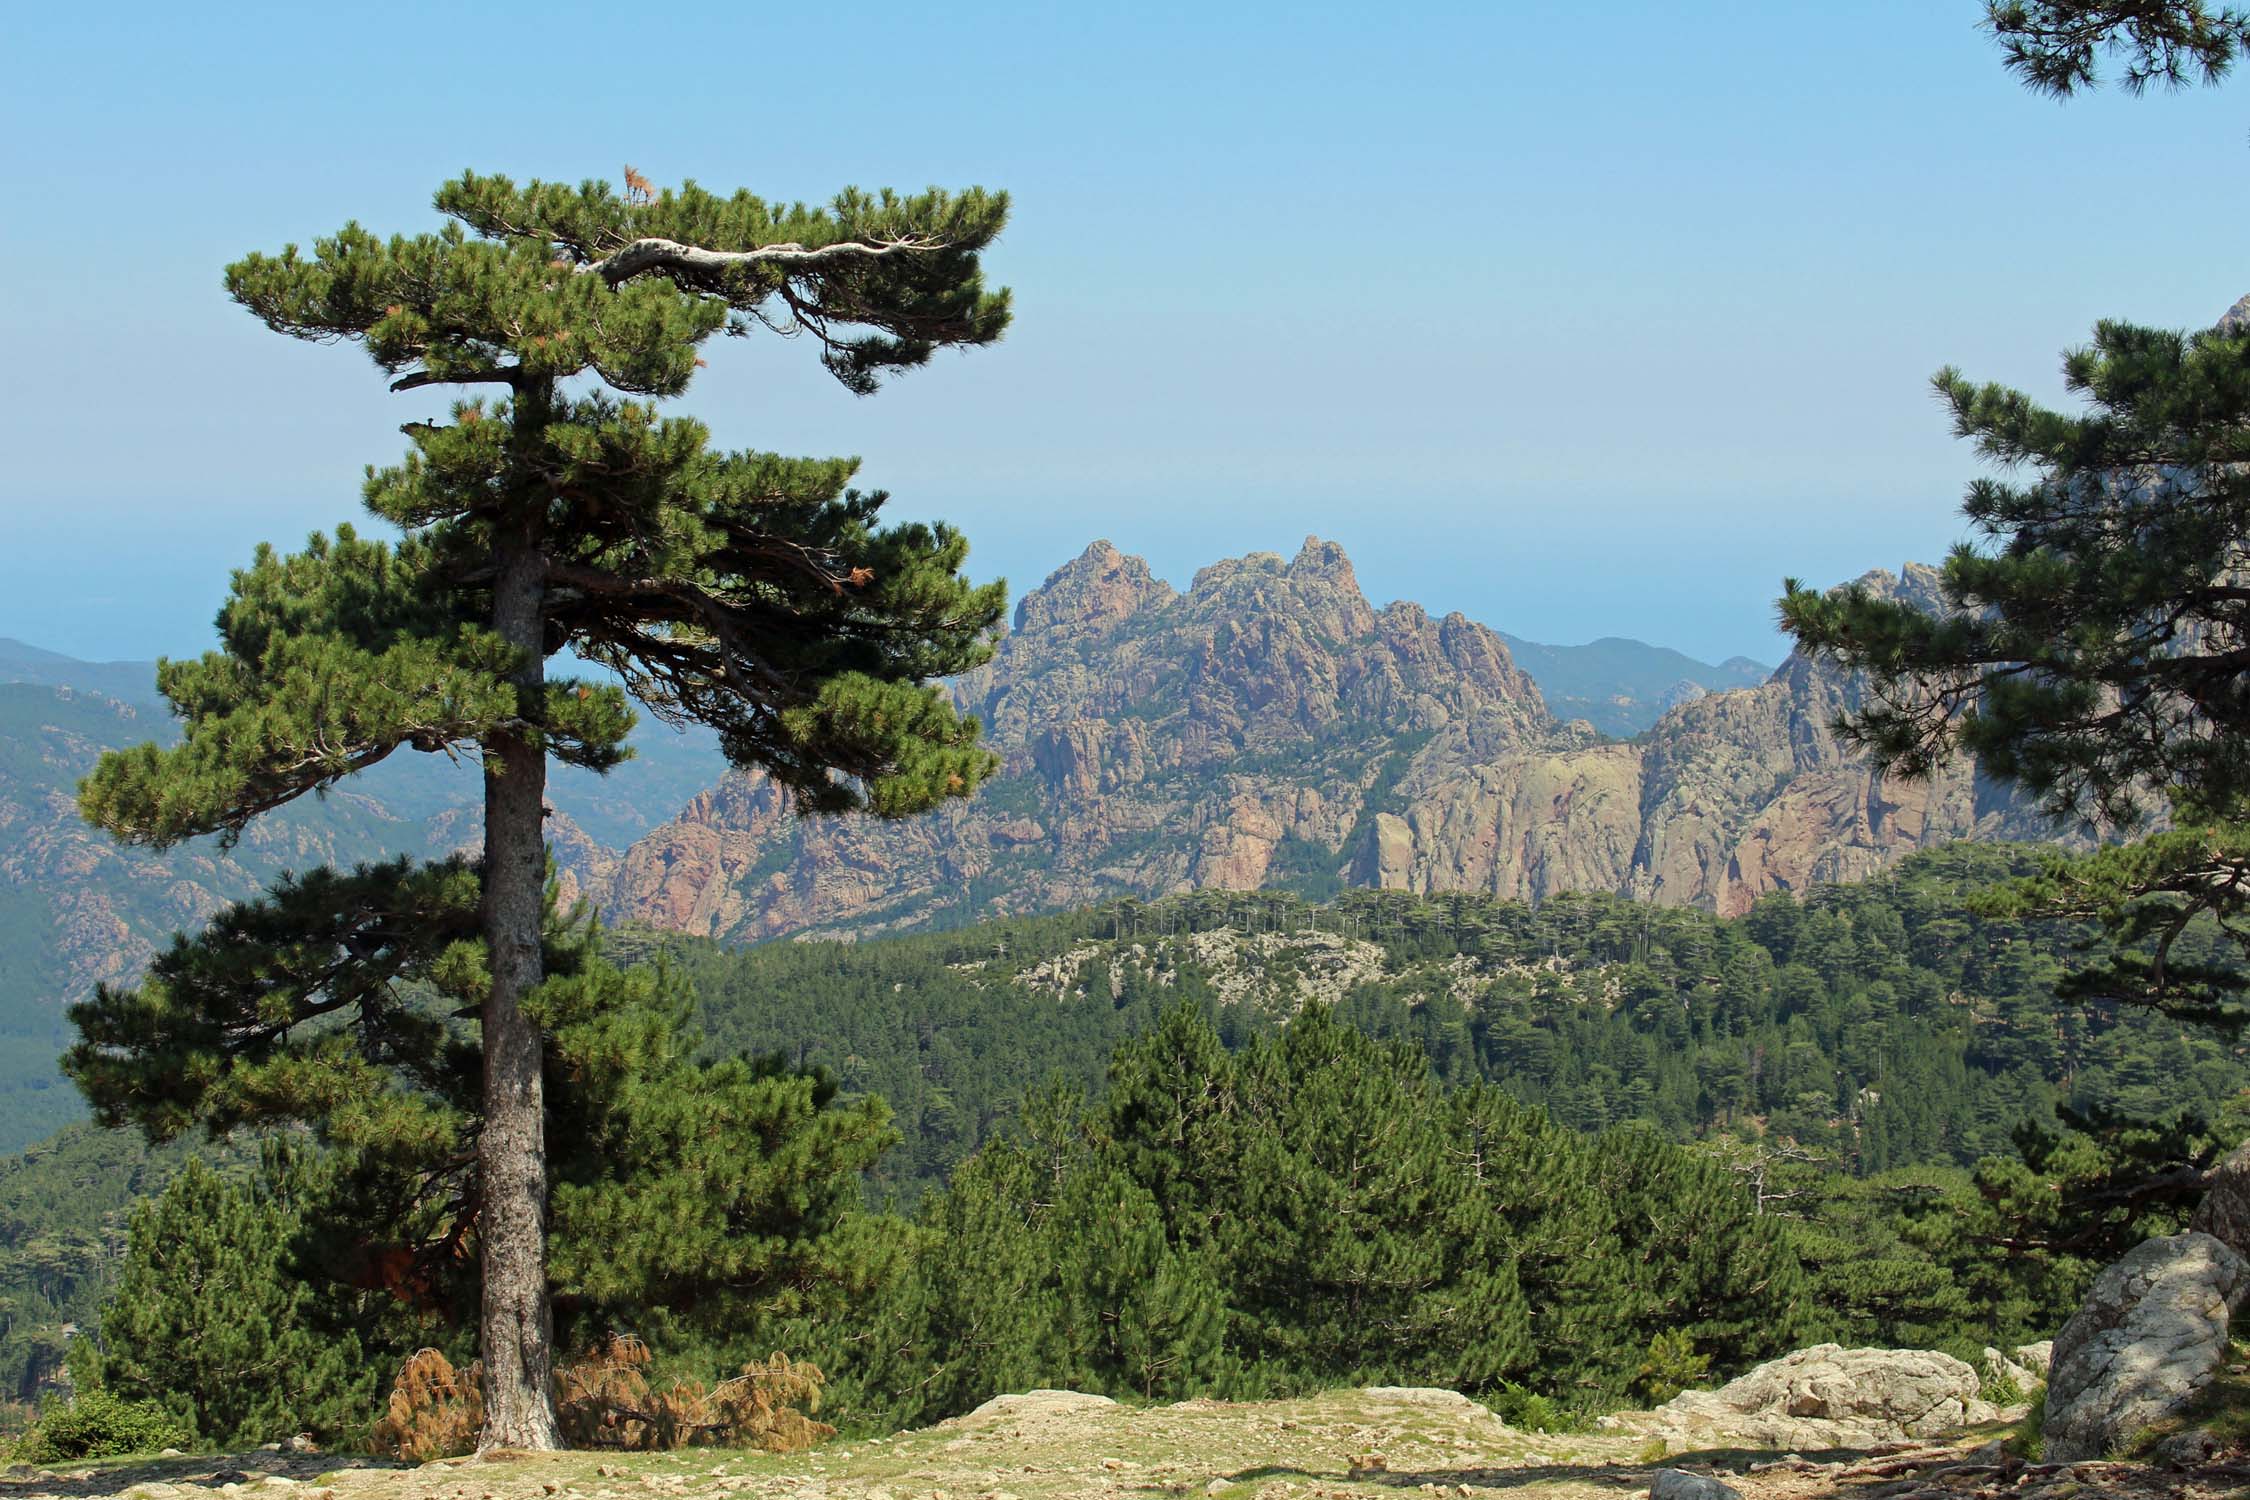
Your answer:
2151;1428;2223;1469
1650;1470;1741;1500
260;1443;283;1453
159;1449;186;1459
1205;1482;1228;1495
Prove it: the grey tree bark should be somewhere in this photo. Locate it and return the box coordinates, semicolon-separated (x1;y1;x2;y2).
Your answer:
476;489;563;1452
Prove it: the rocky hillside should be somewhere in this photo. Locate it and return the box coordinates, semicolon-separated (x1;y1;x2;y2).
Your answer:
597;540;2060;941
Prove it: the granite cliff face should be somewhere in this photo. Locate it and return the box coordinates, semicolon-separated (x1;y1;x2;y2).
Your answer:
598;542;2058;940
1368;565;2050;916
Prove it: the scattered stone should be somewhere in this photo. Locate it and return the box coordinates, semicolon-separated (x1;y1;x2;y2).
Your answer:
2013;1342;2054;1379
1649;1469;1741;1500
2042;1231;2249;1462
159;1448;186;1458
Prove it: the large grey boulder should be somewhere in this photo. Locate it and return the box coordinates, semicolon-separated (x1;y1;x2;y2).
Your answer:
1601;1345;2000;1450
2043;1231;2249;1462
2190;1140;2250;1260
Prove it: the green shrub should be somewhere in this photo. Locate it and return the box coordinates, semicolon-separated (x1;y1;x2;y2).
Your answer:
1634;1330;1712;1405
1979;1366;2027;1405
1488;1381;1580;1434
11;1391;192;1463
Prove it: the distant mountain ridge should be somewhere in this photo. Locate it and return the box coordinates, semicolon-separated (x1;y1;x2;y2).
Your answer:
1494;632;1770;737
594;540;2059;943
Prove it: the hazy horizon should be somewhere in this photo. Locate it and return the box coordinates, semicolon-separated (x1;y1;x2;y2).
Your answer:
9;1;2247;663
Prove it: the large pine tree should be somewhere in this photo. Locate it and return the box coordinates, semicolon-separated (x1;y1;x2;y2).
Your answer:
71;170;1010;1448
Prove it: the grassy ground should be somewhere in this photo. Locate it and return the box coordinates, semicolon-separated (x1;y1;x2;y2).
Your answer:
0;1386;2232;1500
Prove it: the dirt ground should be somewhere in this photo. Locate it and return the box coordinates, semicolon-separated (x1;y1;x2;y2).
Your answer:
4;1387;2240;1500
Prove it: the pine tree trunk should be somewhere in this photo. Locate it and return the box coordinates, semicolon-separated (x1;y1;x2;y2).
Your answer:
477;498;563;1452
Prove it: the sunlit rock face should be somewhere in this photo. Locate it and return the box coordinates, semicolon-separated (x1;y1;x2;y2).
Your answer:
597;544;2057;942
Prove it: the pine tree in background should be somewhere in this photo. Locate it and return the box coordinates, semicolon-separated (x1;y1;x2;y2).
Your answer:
1779;314;2250;1038
96;1154;376;1447
1218;1008;1530;1389
1780;0;2250;1240
69;171;1008;1447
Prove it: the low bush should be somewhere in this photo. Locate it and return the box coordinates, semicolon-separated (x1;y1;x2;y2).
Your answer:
11;1391;192;1463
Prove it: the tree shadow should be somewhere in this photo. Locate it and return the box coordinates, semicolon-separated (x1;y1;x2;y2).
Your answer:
0;1451;411;1497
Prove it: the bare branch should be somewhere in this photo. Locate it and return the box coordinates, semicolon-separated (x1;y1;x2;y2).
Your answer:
390;367;526;393
584;236;941;287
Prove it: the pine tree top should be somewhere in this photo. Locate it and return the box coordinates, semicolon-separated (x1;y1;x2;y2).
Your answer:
82;170;1015;847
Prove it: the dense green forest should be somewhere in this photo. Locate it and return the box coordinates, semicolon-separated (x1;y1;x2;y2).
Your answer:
3;840;2241;1443
667;842;2244;1203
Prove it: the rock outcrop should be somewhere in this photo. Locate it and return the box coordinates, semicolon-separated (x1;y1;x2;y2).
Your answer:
600;542;2057;943
1600;1346;2003;1450
2189;1140;2250;1259
2043;1232;2250;1462
1983;1347;2045;1394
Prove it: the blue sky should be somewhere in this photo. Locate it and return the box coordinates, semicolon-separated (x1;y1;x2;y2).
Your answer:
4;1;2246;665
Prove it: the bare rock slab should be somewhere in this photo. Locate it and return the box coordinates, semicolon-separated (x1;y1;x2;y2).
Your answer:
1601;1345;1998;1450
2043;1231;2249;1462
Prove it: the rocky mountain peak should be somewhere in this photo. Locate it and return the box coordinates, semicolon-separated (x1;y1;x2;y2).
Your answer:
1011;540;1174;637
1184;535;1376;645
